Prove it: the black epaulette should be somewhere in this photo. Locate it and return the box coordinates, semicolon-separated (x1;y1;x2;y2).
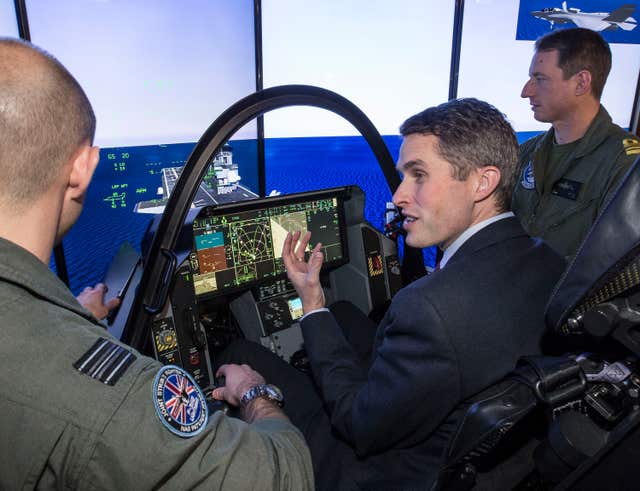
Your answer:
74;337;136;386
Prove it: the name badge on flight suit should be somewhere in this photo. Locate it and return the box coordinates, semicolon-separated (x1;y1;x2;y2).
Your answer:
153;365;208;437
551;178;582;201
520;161;535;190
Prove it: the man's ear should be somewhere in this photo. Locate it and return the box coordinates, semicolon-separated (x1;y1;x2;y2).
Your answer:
67;145;100;200
574;70;592;97
474;166;500;202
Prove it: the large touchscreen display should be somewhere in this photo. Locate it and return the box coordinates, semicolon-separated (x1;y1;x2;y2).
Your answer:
191;194;346;297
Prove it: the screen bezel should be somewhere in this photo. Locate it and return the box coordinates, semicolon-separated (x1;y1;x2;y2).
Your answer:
191;186;350;299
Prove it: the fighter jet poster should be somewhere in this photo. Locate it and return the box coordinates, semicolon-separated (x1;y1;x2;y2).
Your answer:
516;1;639;44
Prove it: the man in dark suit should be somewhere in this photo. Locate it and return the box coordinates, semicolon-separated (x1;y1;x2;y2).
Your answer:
215;98;566;490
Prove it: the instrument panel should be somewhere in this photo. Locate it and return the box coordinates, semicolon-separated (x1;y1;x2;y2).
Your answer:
109;186;401;390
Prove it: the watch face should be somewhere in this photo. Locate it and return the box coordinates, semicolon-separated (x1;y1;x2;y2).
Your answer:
265;384;283;402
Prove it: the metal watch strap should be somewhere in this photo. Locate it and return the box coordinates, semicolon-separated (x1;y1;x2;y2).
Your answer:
240;384;284;407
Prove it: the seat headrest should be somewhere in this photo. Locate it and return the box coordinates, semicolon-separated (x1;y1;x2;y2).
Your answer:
546;155;640;332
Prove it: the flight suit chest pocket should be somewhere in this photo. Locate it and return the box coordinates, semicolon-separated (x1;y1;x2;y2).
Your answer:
531;187;598;258
544;190;595;229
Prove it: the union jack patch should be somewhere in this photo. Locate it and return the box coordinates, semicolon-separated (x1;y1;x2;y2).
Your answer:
153;365;208;437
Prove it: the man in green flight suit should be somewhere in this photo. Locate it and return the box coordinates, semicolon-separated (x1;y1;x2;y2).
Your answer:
513;27;640;260
0;38;313;490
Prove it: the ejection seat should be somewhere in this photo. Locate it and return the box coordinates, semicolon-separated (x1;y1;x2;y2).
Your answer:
436;155;640;490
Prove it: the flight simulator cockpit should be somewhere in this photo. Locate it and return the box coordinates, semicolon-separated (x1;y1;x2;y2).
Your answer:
99;84;640;490
138;183;401;391
107;85;409;393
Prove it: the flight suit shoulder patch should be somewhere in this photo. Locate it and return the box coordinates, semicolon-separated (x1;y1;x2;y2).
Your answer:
153;365;208;438
73;337;136;386
623;138;640;156
520;160;535;189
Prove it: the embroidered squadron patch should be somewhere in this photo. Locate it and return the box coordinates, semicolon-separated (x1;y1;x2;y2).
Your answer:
153;365;208;437
520;161;535;189
623;138;640;156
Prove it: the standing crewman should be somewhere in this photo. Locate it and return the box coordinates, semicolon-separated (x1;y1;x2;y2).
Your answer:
514;27;639;259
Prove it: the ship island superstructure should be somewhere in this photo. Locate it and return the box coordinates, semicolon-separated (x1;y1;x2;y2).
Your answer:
135;144;257;214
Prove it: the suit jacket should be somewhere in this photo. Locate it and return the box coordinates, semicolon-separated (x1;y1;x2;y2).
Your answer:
301;217;565;489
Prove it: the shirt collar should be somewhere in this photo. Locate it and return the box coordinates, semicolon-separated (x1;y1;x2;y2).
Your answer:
440;212;514;269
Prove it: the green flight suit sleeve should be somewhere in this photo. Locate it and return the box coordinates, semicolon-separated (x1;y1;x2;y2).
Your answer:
78;361;314;490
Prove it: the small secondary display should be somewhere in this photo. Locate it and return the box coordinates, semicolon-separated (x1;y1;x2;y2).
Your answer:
287;296;304;320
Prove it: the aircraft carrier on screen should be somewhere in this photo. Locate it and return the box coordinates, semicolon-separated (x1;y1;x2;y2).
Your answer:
135;144;258;214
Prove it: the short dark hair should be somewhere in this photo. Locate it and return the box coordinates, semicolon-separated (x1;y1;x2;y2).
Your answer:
399;98;518;213
0;38;96;209
535;27;611;100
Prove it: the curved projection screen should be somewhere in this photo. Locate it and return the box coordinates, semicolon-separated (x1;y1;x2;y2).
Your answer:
0;0;18;37
27;0;256;146
262;0;455;138
26;0;258;293
260;0;455;267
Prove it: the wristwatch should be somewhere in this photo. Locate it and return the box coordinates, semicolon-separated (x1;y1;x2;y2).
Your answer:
240;384;284;408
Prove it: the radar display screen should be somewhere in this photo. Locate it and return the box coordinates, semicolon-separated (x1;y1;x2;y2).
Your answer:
190;191;347;297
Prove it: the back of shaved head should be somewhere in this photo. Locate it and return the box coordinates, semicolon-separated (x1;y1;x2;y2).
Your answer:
0;38;96;210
